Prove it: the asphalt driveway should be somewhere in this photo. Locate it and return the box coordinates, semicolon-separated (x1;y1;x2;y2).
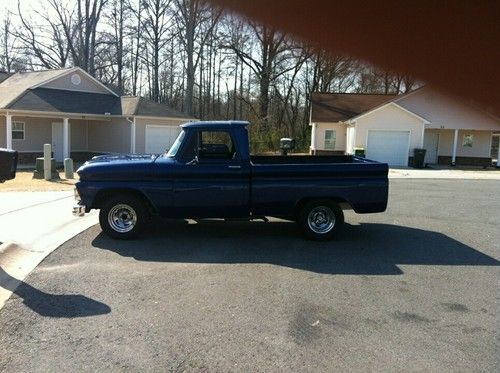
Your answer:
0;179;499;372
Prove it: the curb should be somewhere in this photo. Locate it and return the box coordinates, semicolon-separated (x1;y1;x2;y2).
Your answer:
0;242;39;310
0;211;98;311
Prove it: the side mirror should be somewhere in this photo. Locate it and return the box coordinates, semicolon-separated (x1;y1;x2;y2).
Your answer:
186;155;199;165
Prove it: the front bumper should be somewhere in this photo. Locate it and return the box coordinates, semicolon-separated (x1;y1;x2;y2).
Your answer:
73;205;86;217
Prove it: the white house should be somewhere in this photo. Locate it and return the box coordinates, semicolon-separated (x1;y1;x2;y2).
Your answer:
310;86;500;167
0;67;196;164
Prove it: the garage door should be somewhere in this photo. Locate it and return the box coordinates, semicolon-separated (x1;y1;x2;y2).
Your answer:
366;130;410;166
145;125;182;154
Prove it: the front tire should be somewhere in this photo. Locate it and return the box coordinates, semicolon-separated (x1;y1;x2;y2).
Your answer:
99;195;148;239
298;200;344;241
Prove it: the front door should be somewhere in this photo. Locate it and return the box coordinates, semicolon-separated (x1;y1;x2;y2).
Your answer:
423;131;439;164
51;122;64;161
170;128;250;218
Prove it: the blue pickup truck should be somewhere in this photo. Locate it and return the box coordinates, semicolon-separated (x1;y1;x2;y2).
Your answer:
74;121;388;240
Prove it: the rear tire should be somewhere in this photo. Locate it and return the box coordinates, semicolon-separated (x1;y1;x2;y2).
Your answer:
99;195;148;239
298;199;344;241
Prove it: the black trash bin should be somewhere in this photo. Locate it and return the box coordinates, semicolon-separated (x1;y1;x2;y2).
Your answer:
413;148;426;169
0;148;18;182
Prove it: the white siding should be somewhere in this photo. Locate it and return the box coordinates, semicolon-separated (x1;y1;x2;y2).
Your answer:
311;122;347;151
397;87;500;131
9;117;52;152
40;70;111;95
70;119;88;151
354;104;424;157
434;129;493;158
88;118;131;153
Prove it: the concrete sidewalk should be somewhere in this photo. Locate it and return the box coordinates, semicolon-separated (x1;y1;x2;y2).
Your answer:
389;167;500;179
0;191;98;309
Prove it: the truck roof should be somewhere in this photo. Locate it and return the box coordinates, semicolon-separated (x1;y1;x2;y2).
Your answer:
181;120;250;129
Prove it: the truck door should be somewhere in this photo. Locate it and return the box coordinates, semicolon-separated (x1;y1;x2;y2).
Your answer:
170;128;251;218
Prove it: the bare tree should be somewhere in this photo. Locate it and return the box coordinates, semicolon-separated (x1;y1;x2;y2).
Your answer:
229;20;307;138
45;0;107;74
0;13;24;72
104;0;128;93
174;0;221;116
14;1;71;69
132;0;174;101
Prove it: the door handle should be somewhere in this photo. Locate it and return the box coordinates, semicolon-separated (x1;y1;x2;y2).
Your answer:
228;165;241;169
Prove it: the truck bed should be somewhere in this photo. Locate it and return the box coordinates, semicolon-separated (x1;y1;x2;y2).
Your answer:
249;155;388;216
251;155;370;164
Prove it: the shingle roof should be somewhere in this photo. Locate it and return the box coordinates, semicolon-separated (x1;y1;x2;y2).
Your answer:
0;67;193;118
0;68;72;108
311;92;398;122
0;71;13;84
7;87;122;115
6;87;192;118
121;96;192;118
120;96;140;115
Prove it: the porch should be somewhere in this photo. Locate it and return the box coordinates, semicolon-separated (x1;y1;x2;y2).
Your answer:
423;128;499;167
0;113;132;164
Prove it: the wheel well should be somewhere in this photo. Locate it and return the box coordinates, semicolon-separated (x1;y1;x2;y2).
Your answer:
92;188;157;214
295;197;350;216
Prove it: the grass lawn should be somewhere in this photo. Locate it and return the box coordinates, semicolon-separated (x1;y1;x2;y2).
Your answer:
0;171;77;192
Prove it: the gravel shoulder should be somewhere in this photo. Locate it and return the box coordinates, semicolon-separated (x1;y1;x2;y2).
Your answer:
0;171;76;192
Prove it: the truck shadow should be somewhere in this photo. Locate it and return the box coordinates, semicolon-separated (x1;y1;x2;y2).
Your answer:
92;220;499;275
0;267;111;318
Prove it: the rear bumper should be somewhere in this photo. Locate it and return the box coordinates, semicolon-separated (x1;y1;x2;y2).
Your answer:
73;205;86;217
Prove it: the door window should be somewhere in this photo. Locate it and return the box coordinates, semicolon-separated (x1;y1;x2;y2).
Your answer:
199;131;236;160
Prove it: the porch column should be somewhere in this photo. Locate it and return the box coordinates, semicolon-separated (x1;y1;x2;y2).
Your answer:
451;129;459;166
63;117;70;159
310;123;317;154
5;114;12;149
130;117;136;153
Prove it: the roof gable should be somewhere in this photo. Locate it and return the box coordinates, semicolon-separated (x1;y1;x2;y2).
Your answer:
396;86;500;130
37;69;113;95
311;92;397;122
348;102;430;124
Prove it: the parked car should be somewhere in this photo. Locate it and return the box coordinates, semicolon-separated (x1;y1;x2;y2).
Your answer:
0;148;18;183
74;121;389;240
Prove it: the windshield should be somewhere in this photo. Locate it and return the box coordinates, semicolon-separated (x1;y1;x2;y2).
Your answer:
166;130;185;157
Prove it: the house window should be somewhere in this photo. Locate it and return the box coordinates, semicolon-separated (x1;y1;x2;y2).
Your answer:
12;122;25;140
324;130;336;150
462;134;473;147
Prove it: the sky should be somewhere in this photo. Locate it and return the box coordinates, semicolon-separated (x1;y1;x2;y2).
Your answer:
1;0;24;15
1;0;57;23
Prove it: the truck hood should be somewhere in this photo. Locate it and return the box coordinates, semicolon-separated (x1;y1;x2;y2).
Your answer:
77;153;160;181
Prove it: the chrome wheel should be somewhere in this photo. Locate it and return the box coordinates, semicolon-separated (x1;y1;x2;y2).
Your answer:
108;204;137;233
307;206;335;234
